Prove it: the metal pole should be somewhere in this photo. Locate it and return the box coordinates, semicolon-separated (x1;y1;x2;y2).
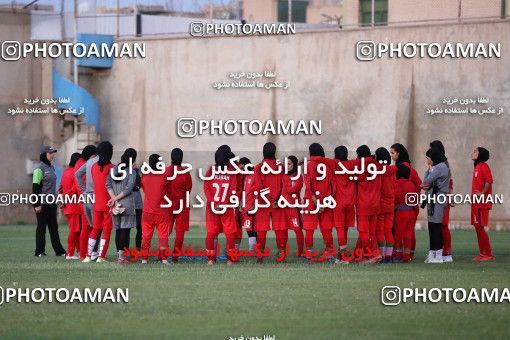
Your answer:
73;0;78;85
116;0;120;37
60;0;65;40
501;0;506;19
371;0;375;27
288;0;292;23
457;0;462;22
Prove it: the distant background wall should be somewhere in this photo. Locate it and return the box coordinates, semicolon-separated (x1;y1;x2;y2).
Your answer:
0;17;508;227
80;20;509;228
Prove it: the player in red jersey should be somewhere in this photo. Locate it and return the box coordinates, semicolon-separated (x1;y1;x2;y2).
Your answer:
355;145;382;263
140;154;171;264
302;143;335;260
238;157;258;251
390;143;422;258
281;155;304;257
393;164;417;262
83;141;114;263
375;147;397;263
166;148;192;263
59;153;87;259
203;146;238;265
252;143;286;262
471;147;495;261
317;146;357;263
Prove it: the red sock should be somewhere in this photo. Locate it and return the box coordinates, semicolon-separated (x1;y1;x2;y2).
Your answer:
225;233;237;262
305;229;314;250
79;226;92;259
321;228;333;250
275;230;288;250
359;231;370;260
336;227;347;249
257;231;267;254
442;223;452;255
67;231;79;256
294;229;304;255
475;225;493;256
173;230;185;260
206;232;217;261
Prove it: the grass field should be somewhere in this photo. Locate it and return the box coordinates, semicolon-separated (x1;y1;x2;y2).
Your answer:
0;224;509;339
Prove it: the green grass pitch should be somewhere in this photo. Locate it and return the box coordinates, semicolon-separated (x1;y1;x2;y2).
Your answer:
0;225;508;339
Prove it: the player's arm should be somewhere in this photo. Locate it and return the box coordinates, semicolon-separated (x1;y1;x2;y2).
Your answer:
203;168;214;202
479;163;493;195
75;162;87;193
186;173;193;192
32;168;43;211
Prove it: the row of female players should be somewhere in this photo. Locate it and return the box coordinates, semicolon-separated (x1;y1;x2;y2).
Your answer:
60;140;494;265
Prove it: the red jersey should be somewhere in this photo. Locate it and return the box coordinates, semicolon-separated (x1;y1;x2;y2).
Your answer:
203;166;237;205
394;178;417;207
281;173;303;202
59;166;82;215
356;157;382;215
321;157;357;207
401;161;422;194
165;165;192;206
303;156;333;200
472;162;493;209
379;165;397;213
91;163;114;211
242;173;256;211
141;172;169;215
253;159;283;203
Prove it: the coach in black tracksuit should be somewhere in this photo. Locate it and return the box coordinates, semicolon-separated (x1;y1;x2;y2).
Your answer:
32;145;66;257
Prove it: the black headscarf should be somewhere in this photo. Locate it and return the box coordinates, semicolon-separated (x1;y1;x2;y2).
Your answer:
426;148;444;166
263;142;276;159
215;147;230;167
239;157;253;171
334;146;348;161
148;154;161;171
474;147;490;167
287;155;298;175
309;143;325;157
396;163;410;179
239;157;251;165
171;148;183;166
391;143;411;165
375;147;391;164
96;141;113;171
429;140;447;163
39;153;51;166
81;145;97;161
356;145;371;158
69;152;81;167
120;148;137;166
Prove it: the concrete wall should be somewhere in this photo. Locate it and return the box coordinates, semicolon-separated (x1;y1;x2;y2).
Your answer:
0;11;58;224
83;21;509;228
